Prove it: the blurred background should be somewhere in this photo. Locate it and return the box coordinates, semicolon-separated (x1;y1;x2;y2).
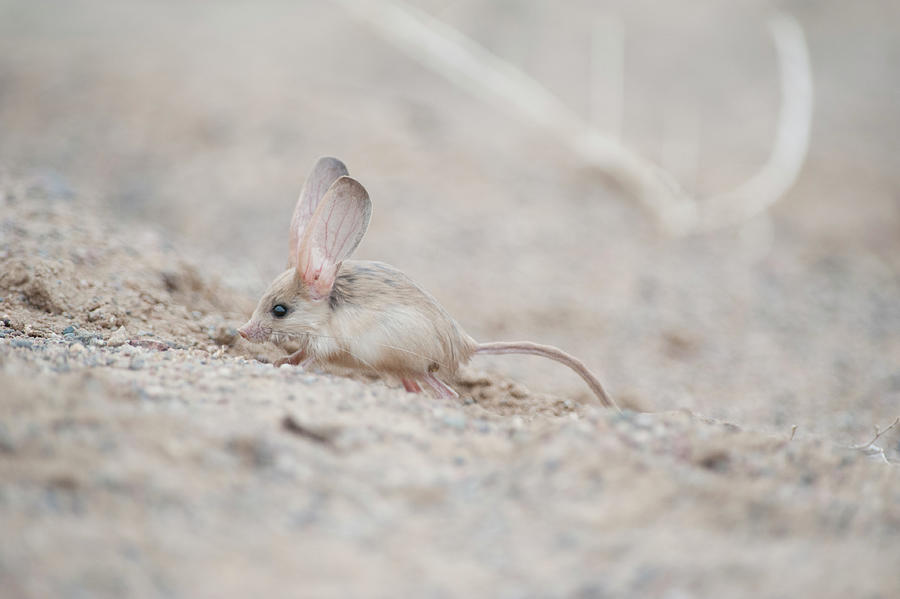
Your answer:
1;0;898;442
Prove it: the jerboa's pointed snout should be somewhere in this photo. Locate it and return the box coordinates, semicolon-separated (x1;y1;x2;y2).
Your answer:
238;321;262;342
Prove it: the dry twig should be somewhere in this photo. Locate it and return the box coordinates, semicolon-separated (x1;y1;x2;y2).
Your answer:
850;417;899;465
851;417;899;450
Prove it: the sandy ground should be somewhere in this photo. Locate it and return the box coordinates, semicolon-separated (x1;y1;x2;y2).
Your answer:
1;0;899;597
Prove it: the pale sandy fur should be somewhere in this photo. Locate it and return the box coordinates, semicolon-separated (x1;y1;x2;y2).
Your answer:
244;260;616;405
246;260;477;378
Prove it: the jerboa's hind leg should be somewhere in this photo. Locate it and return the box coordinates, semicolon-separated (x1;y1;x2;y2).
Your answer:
423;373;459;399
401;378;422;393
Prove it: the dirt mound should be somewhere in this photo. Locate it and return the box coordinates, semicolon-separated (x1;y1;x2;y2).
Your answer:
0;177;250;351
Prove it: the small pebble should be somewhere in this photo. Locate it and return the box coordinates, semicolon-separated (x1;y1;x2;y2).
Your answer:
62;325;75;335
69;343;86;355
76;334;96;346
11;339;33;349
442;413;467;431
107;326;129;347
129;357;146;370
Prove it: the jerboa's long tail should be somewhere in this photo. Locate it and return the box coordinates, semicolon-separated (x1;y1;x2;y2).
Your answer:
475;341;617;409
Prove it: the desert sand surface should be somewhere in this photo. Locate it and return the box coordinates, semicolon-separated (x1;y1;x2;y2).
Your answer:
1;1;899;597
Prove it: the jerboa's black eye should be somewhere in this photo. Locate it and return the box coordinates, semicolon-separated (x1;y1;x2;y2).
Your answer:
272;304;288;318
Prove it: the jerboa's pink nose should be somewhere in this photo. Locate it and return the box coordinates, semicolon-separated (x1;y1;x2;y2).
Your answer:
238;323;253;340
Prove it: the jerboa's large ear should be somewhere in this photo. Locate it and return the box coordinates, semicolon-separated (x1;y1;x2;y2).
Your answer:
296;176;371;300
289;157;349;267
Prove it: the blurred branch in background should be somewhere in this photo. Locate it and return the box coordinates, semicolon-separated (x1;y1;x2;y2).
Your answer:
339;0;813;237
699;15;813;232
